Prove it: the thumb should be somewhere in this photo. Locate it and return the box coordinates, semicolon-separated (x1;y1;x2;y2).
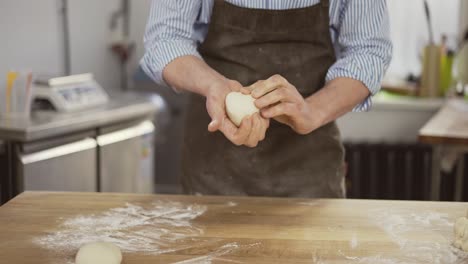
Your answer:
208;118;221;132
207;106;224;132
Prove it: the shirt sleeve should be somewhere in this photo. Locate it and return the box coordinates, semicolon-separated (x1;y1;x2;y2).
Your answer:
140;0;203;86
326;0;393;111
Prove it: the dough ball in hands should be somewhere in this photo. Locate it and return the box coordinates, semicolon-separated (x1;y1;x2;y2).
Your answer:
225;92;259;127
75;242;122;264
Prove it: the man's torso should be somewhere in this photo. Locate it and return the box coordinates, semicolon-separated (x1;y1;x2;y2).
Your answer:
194;0;342;51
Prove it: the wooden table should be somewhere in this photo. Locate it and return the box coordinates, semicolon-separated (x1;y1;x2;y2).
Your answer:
419;99;468;201
1;192;467;263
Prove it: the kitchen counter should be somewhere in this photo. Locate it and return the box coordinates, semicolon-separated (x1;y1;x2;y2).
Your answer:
419;99;468;145
338;92;445;143
0;192;467;263
0;92;164;205
419;99;468;201
0;92;163;142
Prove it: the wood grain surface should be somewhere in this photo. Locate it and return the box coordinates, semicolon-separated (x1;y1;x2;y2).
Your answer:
0;192;467;263
419;99;468;145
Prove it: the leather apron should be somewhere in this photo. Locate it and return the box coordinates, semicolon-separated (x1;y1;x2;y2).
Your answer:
182;0;345;198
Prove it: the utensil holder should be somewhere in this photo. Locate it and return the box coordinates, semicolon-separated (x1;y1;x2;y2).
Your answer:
420;44;441;98
0;71;34;119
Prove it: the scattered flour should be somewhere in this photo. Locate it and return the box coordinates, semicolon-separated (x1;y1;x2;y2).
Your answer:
33;201;250;263
34;199;468;263
171;242;260;264
370;208;458;264
350;233;358;249
298;201;320;206
226;201;238;207
341;208;468;264
34;201;206;254
171;243;240;264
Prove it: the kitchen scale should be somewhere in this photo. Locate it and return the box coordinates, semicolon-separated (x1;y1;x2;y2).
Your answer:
33;73;109;112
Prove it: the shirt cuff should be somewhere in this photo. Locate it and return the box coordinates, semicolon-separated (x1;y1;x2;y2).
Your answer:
140;39;202;86
352;96;372;112
326;55;386;112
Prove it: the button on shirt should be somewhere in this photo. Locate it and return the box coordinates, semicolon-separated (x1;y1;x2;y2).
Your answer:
141;0;393;111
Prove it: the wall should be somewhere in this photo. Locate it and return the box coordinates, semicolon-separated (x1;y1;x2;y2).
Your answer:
0;0;63;77
1;1;465;110
0;0;124;92
0;1;464;88
68;0;122;91
386;0;461;79
461;0;468;38
128;0;152;87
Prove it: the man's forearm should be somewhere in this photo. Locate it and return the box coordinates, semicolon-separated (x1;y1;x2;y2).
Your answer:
162;55;227;96
306;77;370;130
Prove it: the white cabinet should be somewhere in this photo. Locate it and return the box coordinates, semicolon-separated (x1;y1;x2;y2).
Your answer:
19;138;97;192
97;121;155;193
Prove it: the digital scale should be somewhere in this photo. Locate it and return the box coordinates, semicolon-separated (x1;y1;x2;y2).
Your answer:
33;73;109;112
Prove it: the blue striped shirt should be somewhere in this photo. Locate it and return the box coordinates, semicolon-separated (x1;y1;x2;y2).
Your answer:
141;0;392;111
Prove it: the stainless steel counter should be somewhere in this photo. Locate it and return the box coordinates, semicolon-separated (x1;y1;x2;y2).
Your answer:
0;92;164;205
0;92;163;142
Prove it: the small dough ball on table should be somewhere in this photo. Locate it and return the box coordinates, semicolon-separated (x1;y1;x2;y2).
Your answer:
454;217;468;251
225;92;259;127
75;242;122;264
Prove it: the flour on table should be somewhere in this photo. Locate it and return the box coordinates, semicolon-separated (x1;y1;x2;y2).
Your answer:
33;201;207;262
226;201;238;207
350;233;358;249
297;201;320;206
33;200;256;264
171;243;240;264
340;208;468;264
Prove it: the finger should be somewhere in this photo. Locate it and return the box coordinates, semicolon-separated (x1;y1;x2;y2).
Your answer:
249;80;263;86
261;102;295;119
250;75;287;99
250;113;269;144
207;100;225;132
233;116;253;145
240;87;251;94
245;114;262;147
208;109;223;132
254;88;291;109
208;119;220;132
218;116;239;138
245;80;261;92
221;116;252;146
259;116;269;141
227;80;243;92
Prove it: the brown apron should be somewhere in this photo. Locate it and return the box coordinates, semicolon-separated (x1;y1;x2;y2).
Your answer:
181;0;345;198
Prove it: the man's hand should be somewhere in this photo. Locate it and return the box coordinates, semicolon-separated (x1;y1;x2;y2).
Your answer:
250;74;319;135
206;79;269;147
162;55;269;147
163;56;370;140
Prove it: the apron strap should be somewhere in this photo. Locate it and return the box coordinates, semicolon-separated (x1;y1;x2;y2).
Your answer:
321;0;330;8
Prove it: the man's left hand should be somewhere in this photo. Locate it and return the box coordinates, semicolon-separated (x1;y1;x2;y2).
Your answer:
250;74;319;135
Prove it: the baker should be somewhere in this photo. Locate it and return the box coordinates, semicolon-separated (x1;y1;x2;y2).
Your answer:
141;0;392;198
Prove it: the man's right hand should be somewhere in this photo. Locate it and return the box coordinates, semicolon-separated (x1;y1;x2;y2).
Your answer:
162;56;268;147
205;79;269;148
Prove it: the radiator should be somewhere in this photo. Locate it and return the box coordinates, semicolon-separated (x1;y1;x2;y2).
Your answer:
344;143;467;201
